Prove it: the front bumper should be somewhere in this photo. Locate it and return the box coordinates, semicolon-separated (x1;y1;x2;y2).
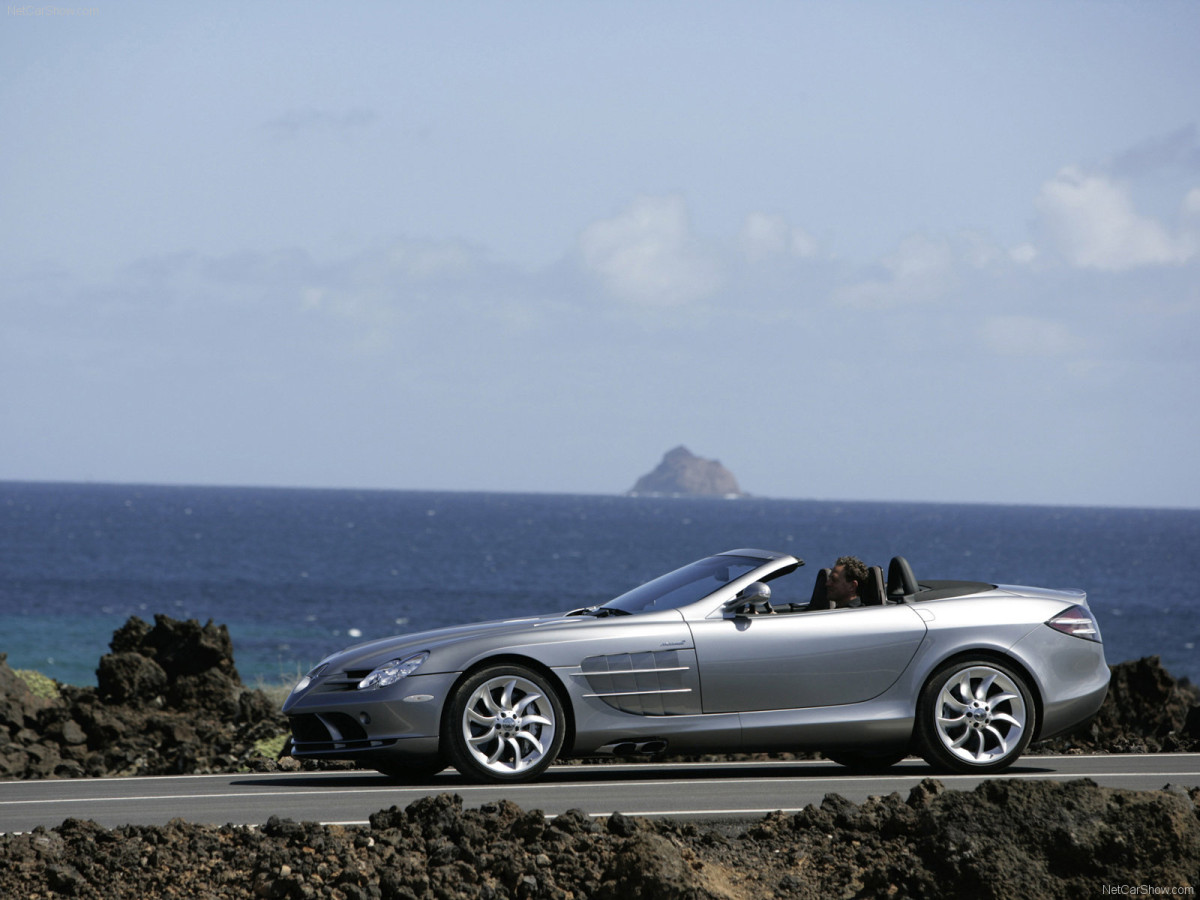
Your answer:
282;670;457;762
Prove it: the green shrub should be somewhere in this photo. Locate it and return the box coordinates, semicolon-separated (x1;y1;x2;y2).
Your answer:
251;733;290;760
14;669;61;701
251;666;304;707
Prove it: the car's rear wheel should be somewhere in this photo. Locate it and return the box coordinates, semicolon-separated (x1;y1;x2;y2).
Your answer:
916;658;1035;774
823;749;908;772
445;664;564;783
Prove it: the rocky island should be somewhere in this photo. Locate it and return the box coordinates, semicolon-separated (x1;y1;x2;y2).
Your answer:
628;446;745;497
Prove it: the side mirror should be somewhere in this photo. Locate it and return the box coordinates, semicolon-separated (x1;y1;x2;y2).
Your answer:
724;581;772;615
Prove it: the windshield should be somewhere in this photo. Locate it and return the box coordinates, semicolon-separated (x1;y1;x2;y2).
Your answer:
601;555;764;614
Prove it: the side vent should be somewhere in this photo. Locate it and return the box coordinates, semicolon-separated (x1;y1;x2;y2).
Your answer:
575;650;695;716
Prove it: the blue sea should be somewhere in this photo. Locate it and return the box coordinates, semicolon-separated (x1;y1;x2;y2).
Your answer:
2;482;1198;689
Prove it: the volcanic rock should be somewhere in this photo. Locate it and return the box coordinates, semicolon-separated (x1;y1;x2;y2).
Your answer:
0;615;288;779
629;446;745;497
1;782;1198;898
1035;655;1200;754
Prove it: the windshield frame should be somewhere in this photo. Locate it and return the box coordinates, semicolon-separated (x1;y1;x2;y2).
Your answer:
599;553;791;615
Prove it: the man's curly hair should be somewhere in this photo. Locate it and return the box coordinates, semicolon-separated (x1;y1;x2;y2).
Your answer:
835;555;869;588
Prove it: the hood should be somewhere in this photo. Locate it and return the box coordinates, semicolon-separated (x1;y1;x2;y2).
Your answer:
313;612;598;675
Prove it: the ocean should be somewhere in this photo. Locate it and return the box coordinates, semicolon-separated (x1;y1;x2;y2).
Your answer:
2;482;1198;689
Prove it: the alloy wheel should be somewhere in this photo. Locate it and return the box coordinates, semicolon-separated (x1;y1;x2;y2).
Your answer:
458;672;559;778
932;664;1028;766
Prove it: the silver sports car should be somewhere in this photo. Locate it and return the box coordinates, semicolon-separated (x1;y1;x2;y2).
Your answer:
282;549;1109;783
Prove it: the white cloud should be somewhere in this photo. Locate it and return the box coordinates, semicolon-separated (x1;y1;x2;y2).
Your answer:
1010;243;1038;265
1185;187;1200;217
1183;189;1200;258
980;315;1085;358
738;212;818;261
578;195;722;306
385;239;477;279
832;234;956;308
1034;167;1195;270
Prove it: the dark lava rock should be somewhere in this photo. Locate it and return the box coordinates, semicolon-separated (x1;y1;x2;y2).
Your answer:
96;652;169;706
748;778;1200;897
0;615;288;779
1034;655;1200;754
628;445;745;497
1;783;1197;898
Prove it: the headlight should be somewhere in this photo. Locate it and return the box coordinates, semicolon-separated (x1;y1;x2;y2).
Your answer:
357;652;430;690
289;662;329;697
1047;605;1102;642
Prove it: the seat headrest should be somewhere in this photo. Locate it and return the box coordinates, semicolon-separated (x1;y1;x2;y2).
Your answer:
887;556;918;600
863;566;886;606
807;568;831;610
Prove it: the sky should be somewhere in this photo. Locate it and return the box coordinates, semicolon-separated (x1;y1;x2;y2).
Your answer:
2;1;1198;508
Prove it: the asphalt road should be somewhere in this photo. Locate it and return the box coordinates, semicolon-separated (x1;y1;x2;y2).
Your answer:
2;755;1198;833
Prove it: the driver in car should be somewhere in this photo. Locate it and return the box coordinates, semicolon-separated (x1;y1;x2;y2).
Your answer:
827;556;868;608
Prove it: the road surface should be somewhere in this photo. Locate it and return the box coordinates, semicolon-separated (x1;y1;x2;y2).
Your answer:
2;755;1198;833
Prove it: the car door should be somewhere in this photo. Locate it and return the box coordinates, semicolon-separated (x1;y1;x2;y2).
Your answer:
687;604;928;713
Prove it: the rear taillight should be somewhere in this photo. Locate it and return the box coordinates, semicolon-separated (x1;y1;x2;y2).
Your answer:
1047;604;1102;642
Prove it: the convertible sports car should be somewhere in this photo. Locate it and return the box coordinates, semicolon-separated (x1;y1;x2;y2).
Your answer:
282;549;1109;783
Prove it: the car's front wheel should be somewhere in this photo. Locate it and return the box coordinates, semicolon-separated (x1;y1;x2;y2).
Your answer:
915;658;1035;774
444;664;565;783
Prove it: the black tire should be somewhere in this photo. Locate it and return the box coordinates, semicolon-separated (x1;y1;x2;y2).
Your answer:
444;664;565;783
915;658;1035;774
823;749;908;773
